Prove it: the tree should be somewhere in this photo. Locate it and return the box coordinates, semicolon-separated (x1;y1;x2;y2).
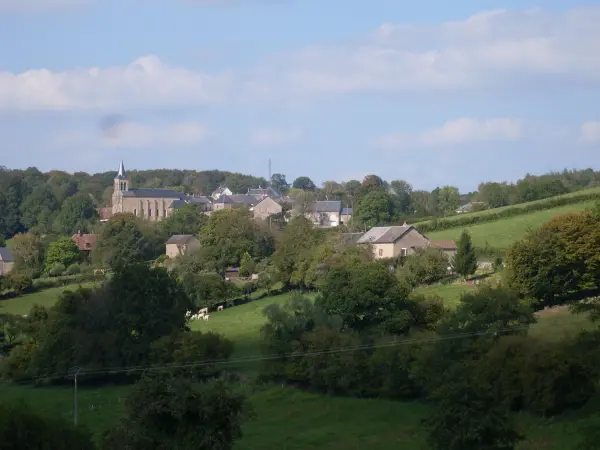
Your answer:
44;237;80;272
160;203;208;237
477;182;510;208
19;184;59;232
504;211;600;306
343;180;362;199
0;173;24;238
100;373;248;450
291;190;317;214
453;230;477;278
316;262;411;333
292;176;316;191
0;401;95;449
239;251;256;277
54;193;98;235
389;180;413;215
270;173;289;194
425;364;523;450
198;208;275;268
321;181;344;200
354;189;396;227
11;232;45;275
361;174;386;192
436;185;461;214
94;213;155;268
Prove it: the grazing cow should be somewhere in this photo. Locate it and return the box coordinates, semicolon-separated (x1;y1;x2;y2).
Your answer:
217;305;224;312
199;308;208;316
203;314;209;321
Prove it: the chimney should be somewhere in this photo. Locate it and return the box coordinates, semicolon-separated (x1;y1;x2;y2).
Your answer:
78;230;82;236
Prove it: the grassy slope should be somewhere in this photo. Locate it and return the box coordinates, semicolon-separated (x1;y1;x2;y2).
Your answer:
415;187;600;226
0;283;96;316
426;200;597;250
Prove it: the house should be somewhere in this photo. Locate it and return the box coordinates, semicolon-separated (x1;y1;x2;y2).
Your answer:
211;186;233;201
71;232;98;261
247;186;281;201
253;196;283;221
213;194;259;211
165;235;201;259
0;247;14;276
111;161;212;221
97;207;113;222
357;224;431;259
305;201;343;227
456;202;486;214
341;207;353;224
429;240;458;260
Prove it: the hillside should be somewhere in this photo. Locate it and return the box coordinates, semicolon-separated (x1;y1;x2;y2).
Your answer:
416;187;600;251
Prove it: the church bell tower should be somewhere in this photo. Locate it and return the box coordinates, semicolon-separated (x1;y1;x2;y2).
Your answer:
112;160;129;214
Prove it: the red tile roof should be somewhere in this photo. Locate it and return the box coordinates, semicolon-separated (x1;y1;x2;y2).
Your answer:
98;207;113;221
71;233;98;251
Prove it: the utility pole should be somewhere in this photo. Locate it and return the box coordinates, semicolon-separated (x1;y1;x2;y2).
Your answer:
69;366;82;426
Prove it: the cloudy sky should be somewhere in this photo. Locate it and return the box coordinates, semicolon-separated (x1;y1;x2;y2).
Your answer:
0;0;599;191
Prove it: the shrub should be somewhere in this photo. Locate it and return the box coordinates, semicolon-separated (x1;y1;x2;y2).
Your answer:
65;263;81;275
6;272;34;295
48;263;66;277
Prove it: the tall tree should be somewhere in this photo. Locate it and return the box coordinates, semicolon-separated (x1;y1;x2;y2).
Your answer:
94;213;155;267
453;230;478;278
436;185;461;214
292;176;316;191
354;190;396;227
270;173;289;194
321;180;344;200
44;237;81;272
389;180;413;215
11;233;45;275
160;203;208;237
361;174;386;192
55;193;98;235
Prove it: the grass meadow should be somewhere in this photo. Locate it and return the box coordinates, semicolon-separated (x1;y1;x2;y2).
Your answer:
426;200;598;251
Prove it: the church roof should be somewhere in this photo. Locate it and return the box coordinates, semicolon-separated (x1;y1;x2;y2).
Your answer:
122;188;186;199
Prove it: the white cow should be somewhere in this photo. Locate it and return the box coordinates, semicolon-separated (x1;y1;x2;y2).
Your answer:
203;314;209;321
217;305;224;312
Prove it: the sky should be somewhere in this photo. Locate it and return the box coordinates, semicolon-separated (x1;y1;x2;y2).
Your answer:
0;0;599;191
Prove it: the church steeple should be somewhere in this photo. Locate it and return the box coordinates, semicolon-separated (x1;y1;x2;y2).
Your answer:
114;160;129;192
116;160;127;179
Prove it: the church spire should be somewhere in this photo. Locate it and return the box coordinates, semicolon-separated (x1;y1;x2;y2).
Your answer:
116;160;127;179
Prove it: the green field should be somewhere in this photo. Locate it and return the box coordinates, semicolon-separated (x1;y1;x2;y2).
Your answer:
0;382;595;450
0;283;96;316
426;200;598;250
415;187;600;226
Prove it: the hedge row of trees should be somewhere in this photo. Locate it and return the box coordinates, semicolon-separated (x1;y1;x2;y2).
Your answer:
416;189;600;233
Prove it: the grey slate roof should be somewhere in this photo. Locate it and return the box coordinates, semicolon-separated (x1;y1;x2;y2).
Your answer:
312;200;342;213
341;207;353;215
227;194;259;206
122;188;186;199
166;235;196;245
116;160;127;179
357;225;412;244
248;187;281;199
0;247;14;262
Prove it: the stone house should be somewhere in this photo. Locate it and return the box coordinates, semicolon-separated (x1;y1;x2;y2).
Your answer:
429;239;458;260
111;161;212;221
341;207;353;224
247;186;281;201
212;194;258;212
211;186;233;201
357;223;456;260
165;235;201;259
71;232;98;261
252;196;283;220
0;247;14;276
305;201;343;227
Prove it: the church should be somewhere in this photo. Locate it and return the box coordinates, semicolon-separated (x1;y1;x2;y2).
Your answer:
111;161;211;221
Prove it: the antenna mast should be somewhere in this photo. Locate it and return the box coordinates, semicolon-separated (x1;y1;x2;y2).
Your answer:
268;158;272;184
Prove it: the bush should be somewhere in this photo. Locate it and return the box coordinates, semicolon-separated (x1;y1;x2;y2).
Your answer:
416;190;600;233
6;272;34;295
0;401;95;449
65;263;81;275
48;263;66;277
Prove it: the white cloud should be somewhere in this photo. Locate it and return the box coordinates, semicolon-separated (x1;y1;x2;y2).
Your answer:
250;128;301;147
1;7;600;109
0;0;90;13
0;56;232;111
247;7;600;100
54;121;212;150
376;118;523;149
581;122;600;143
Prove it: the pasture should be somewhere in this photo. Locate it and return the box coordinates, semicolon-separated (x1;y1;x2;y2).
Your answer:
0;282;97;316
426;200;598;250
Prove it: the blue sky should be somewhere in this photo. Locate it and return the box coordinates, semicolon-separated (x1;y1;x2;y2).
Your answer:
1;0;599;191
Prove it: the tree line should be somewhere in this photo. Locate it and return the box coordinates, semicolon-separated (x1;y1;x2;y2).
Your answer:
2;165;600;242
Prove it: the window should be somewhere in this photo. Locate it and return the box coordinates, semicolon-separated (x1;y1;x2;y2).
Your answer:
401;248;407;257
156;209;159;217
378;248;383;257
149;209;152;217
133;209;137;216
